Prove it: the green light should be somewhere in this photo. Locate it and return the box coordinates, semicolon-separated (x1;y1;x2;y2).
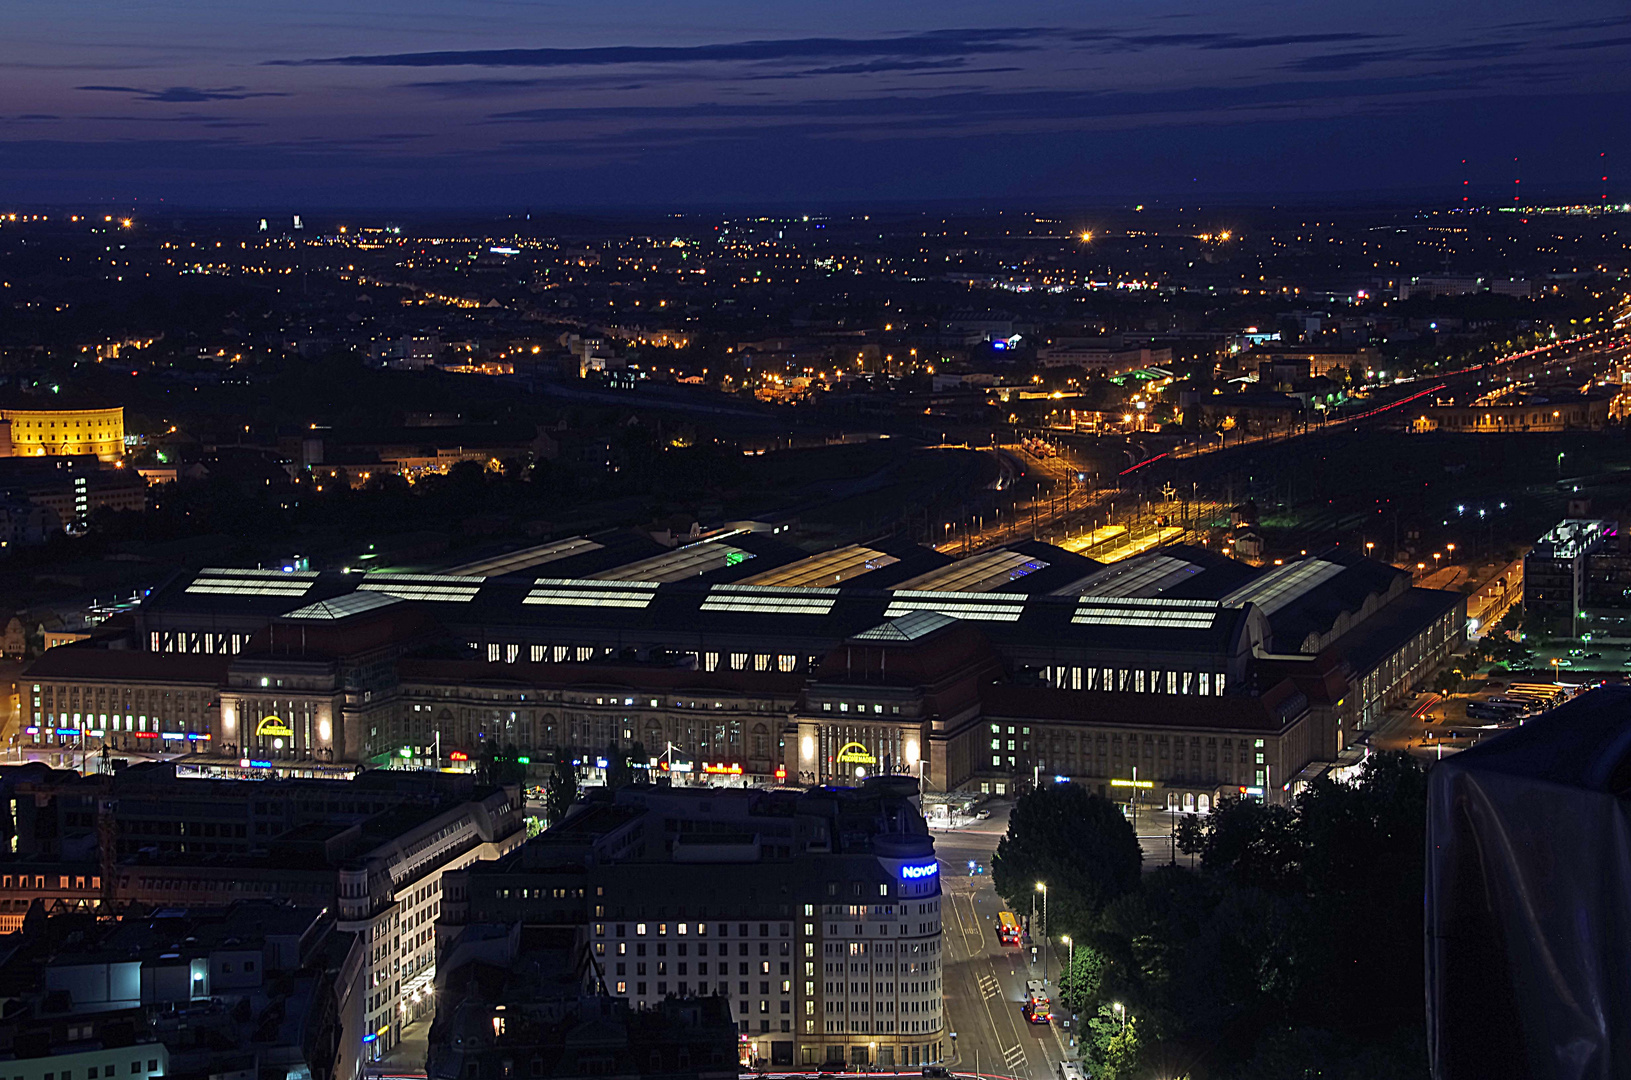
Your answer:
517;756;531;765
400;747;412;758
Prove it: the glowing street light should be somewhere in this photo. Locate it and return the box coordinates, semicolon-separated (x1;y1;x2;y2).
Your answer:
1033;882;1048;983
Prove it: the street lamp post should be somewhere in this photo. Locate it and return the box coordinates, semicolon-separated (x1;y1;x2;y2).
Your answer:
1113;1001;1127;1033
1035;881;1048;985
1060;935;1074;1008
1030;888;1037;971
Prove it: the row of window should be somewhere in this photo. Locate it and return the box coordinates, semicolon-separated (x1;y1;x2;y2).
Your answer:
482;642;807;674
820;1019;939;1033
819;702;905;715
1044;666;1227;695
152;631;245;655
28;1061;160;1080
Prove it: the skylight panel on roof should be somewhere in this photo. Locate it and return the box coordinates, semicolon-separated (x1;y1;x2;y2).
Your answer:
186;567;316;598
593;543;755;583
884;590;1026;622
443;536;604;577
523;578;660;608
739;545;898;588
283;592;402;620
893;550;1050;593
1072;596;1221;629
358;573;485;603
359;584;483;602
1071;554;1199;599
854;610;959;641
185;583;316;597
700;584;838;615
1221;559;1346;616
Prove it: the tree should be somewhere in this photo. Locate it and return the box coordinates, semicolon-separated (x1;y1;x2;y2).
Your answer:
1058;941;1107;1012
991;783;1141;932
1089;754;1428;1076
1287;753;1427;1035
1084;1003;1142;1080
1194;796;1300;891
1432;668;1461;695
545;760;580;826
1175;814;1205;866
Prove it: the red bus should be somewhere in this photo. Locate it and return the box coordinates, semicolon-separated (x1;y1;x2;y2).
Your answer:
997;910;1022;946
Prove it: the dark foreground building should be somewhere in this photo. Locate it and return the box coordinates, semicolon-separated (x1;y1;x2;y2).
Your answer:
0;762;524;1063
0;902;352;1080
437;778;943;1070
428;925;739;1080
1426;685;1631;1079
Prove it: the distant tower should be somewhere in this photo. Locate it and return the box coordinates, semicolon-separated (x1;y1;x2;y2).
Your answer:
1461;159;1469;208
1602;152;1609;207
1513;157;1521;207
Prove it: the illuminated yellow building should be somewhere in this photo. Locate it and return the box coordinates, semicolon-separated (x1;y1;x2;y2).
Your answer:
1;406;124;460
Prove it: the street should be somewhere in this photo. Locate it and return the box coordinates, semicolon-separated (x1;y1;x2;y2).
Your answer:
924;790;1251;1079
933;808;1075;1080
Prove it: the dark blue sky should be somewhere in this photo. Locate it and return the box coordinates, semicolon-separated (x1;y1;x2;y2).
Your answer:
4;0;1629;209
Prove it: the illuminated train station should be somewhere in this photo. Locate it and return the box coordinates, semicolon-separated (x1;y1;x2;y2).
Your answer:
26;527;1463;806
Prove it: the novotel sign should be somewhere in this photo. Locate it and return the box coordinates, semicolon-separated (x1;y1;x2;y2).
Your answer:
900;862;939;881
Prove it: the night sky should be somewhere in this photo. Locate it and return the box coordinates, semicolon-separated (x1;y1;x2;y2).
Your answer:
5;0;1630;209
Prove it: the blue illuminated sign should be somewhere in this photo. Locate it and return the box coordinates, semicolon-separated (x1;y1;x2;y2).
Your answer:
900;862;939;880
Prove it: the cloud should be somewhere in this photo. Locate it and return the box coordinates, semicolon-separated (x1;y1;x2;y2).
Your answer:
481;70;1526;132
1201;32;1390;50
75;85;289;103
271;28;1048;69
85;113;268;127
799;58;973;76
1554;34;1631;50
1050;29;1390;53
1284;39;1537;72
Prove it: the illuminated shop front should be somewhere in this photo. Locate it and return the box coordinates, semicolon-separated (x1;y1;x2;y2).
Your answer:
791;717;922;784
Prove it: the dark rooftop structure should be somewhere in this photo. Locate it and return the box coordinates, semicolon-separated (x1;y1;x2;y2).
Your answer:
1428;685;1631;1080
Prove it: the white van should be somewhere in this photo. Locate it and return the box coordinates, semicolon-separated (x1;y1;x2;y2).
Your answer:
1059;1062;1087;1080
